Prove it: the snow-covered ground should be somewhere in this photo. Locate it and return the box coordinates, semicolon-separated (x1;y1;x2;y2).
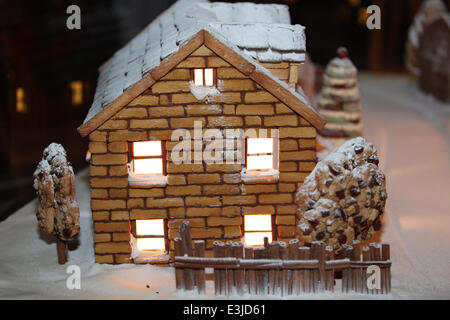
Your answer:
0;73;449;299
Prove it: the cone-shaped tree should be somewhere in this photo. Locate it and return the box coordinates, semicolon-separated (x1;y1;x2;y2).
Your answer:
317;47;363;148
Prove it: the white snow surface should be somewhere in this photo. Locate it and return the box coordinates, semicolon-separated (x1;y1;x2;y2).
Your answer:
189;82;220;101
1;73;449;299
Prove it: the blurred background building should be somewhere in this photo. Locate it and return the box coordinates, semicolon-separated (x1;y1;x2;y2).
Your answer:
0;0;447;220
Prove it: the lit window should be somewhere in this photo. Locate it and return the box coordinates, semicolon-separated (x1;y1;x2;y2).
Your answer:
132;141;165;175
70;81;83;105
246;138;277;171
134;219;166;251
16;87;27;113
244;214;273;246
193;68;215;86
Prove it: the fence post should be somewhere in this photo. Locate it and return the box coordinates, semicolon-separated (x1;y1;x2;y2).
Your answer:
310;242;322;293
279;241;288;297
382;243;391;294
288;239;299;295
362;246;370;294
174;237;185;290
345;245;354;293
245;247;256;295
341;244;353;294
325;246;334;292
254;247;266;295
310;243;317;293
179;222;194;291
352;240;361;293
225;241;234;296
298;246;311;294
213;241;226;296
263;238;270;295
194;240;206;294
317;242;326;292
233;242;245;296
370;243;381;294
268;242;280;295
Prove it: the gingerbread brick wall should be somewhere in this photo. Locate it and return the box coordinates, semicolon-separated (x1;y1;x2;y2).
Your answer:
89;45;316;264
258;61;299;90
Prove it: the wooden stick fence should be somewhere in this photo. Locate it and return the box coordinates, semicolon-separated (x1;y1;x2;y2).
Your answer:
174;222;391;296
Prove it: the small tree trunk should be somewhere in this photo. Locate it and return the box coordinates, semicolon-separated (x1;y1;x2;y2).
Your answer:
57;238;68;265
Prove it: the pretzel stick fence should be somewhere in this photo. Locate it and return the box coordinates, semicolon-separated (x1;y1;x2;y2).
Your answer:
173;222;391;296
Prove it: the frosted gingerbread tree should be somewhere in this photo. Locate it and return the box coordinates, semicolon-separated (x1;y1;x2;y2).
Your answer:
316;47;363;149
33;143;80;264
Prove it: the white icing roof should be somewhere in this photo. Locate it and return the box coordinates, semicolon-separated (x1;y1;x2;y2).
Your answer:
84;0;307;123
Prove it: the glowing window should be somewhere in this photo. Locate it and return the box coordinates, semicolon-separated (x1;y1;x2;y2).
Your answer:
16;87;27;113
193;68;215;86
244;214;273;246
132;141;164;175
70;81;83;105
135;219;166;251
246;138;277;171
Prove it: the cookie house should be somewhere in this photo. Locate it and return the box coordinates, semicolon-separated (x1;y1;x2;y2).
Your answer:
77;0;326;264
418;13;450;103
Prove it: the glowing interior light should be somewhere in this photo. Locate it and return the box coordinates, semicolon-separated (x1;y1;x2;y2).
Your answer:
245;232;273;246
136;219;164;236
244;214;272;246
133;141;162;157
247;138;273;154
136;238;165;251
134;158;163;174
135;219;165;251
16;87;27;113
244;214;272;232
247;138;274;170
204;68;214;86
194;69;204;86
247;155;273;170
70;81;83;105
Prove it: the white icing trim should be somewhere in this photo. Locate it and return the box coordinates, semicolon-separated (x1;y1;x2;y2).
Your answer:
189;81;220;101
127;162;168;187
241;168;280;183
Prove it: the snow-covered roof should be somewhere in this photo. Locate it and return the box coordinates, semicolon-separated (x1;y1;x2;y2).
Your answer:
83;0;310;127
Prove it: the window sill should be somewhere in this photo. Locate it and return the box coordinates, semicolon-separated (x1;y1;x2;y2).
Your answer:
241;168;279;184
133;254;170;265
130;235;169;264
128;173;168;188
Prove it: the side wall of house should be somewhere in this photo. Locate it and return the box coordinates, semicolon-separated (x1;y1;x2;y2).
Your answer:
88;45;316;264
258;61;300;89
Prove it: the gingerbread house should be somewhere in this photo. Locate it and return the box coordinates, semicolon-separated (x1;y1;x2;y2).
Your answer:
418;14;450;103
78;0;326;264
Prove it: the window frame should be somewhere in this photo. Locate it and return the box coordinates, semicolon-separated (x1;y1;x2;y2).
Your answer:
242;214;276;247
69;81;84;106
131;219;169;252
128;140;167;176
244;137;279;172
190;68;217;87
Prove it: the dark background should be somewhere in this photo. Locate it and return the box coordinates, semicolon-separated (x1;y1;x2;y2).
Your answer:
0;0;447;221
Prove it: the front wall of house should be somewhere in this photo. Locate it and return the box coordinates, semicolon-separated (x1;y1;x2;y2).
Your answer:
88;45;316;264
